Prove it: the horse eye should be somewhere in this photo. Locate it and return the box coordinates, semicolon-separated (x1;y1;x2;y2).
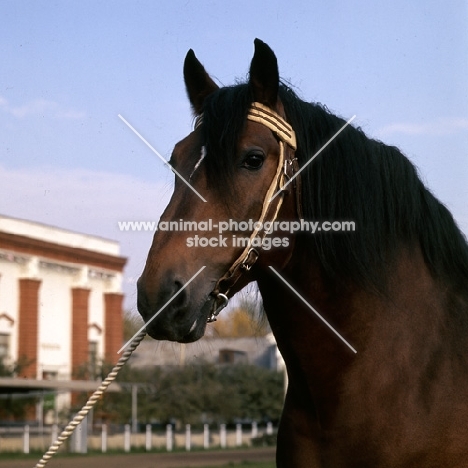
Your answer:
243;152;265;170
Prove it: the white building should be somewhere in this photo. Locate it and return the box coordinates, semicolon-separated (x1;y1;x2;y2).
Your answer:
129;334;285;372
0;215;126;385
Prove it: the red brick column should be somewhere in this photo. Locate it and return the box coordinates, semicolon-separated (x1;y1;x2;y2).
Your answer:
104;293;123;364
17;278;41;378
71;288;90;378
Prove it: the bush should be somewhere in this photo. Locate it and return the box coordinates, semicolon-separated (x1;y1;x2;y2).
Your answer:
72;362;284;427
251;433;277;447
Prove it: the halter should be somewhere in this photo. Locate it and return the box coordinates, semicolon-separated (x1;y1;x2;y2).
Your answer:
195;102;301;322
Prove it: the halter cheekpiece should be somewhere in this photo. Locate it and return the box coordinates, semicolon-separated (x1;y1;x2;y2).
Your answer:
193;102;300;323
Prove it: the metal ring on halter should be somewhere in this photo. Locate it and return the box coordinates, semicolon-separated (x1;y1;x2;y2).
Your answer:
207;293;229;322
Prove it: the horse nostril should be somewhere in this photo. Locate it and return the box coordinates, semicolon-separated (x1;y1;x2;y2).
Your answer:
136;273;190;326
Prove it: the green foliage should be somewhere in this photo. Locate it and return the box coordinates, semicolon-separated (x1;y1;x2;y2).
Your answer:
71;362;284;427
0;356;36;420
0;393;36;421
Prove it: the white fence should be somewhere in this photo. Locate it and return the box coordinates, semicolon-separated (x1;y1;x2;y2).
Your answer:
0;421;275;454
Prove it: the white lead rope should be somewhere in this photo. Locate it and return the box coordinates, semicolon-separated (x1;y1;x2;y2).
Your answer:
34;330;147;468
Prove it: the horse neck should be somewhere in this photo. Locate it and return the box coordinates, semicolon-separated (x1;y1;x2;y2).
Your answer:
257;242;464;423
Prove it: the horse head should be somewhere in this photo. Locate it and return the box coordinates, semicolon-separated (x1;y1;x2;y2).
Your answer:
137;39;299;342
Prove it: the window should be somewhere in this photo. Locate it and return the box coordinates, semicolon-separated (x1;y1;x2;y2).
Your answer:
0;333;10;361
219;349;248;365
42;370;58;380
88;341;99;379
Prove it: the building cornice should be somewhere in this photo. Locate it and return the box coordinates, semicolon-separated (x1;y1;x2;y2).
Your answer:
0;231;126;272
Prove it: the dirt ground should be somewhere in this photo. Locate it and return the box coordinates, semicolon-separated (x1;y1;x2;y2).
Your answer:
0;447;275;468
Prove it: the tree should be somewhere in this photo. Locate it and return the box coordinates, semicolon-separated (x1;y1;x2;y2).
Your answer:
211;289;271;337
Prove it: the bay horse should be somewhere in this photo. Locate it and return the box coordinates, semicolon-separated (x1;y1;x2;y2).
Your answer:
137;39;468;467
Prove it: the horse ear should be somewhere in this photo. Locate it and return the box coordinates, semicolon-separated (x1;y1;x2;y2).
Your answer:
249;39;279;107
183;49;219;114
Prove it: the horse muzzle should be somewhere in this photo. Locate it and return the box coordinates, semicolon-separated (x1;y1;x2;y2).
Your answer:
136;273;215;342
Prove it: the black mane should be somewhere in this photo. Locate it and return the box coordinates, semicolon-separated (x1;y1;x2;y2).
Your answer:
200;82;468;292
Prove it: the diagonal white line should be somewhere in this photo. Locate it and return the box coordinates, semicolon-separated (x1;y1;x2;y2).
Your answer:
269;266;357;354
270;115;357;202
118;114;207;203
118;266;206;354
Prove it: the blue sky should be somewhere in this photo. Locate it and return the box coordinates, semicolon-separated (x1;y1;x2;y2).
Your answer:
1;0;467;311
